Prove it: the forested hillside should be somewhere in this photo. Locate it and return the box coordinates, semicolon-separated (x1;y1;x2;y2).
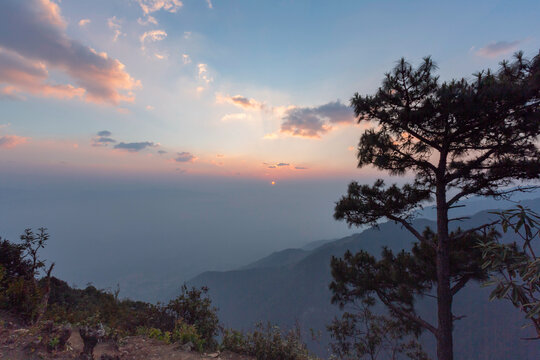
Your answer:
191;199;540;359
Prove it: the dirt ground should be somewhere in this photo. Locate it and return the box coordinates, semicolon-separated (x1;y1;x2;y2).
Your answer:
0;311;254;360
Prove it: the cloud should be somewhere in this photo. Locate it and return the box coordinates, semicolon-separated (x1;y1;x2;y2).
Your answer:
182;54;191;65
267;165;276;169
0;0;140;105
276;162;289;167
158;150;167;154
0;48;86;100
263;133;278;140
114;141;156;152
206;0;213;9
280;100;354;138
97;130;112;137
221;113;250;122
136;0;183;15
97;137;116;144
140;29;167;50
216;94;265;111
78;19;91;27
0;134;28;148
280;109;330;138
137;16;158;26
294;166;308;170
108;16;124;42
315;101;355;124
175;151;196;162
92;137;116;146
197;63;213;84
92;131;116;147
476;40;522;58
184;31;192;39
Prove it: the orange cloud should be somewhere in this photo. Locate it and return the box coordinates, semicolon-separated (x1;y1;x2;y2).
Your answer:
221;113;250;122
198;64;213;84
78;19;91;27
0;49;86;100
0;135;28;148
140;29;167;50
0;0;140;105
216;94;265;111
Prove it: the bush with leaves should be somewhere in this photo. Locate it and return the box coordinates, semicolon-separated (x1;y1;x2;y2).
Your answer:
221;322;319;360
166;284;219;350
44;277;174;335
479;205;540;339
0;230;53;323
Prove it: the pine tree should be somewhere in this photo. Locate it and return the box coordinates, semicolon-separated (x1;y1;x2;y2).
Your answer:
332;51;540;360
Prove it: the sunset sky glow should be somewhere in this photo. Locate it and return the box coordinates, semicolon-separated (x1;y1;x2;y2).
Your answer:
1;0;540;183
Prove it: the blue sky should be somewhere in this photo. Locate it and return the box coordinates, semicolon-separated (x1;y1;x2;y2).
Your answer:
1;0;539;182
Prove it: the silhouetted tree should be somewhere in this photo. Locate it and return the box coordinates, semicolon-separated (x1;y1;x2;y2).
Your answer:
332;51;540;360
328;298;428;360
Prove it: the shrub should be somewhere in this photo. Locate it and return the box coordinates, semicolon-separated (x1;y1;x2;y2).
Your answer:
172;321;205;352
0;232;51;323
137;321;205;352
221;328;247;354
167;284;219;350
4;275;42;322
220;322;319;360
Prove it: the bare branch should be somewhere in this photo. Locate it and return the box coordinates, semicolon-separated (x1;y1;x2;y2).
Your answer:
387;215;426;242
377;291;438;336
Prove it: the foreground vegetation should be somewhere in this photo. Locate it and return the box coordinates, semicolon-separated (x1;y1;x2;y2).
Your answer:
0;229;320;359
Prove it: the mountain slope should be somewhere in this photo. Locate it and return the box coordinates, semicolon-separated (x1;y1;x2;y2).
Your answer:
190;200;540;359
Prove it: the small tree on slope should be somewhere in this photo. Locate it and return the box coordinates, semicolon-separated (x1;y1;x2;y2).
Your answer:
332;51;540;360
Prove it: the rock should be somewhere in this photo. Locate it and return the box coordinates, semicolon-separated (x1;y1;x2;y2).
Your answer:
207;352;220;358
180;341;194;351
80;323;105;359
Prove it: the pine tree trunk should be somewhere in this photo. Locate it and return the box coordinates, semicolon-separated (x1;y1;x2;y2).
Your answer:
436;184;453;360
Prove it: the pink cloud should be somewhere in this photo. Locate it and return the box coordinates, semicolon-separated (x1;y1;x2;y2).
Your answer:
216;94;265;111
0;135;28;148
0;48;86;100
0;0;140;104
476;40;522;58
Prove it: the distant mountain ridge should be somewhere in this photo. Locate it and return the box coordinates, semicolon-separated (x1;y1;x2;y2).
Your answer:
190;198;540;359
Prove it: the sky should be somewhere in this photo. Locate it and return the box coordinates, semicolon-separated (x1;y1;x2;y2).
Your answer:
1;0;539;181
1;0;539;299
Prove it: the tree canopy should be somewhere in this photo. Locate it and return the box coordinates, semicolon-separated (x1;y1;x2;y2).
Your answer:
332;51;540;360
